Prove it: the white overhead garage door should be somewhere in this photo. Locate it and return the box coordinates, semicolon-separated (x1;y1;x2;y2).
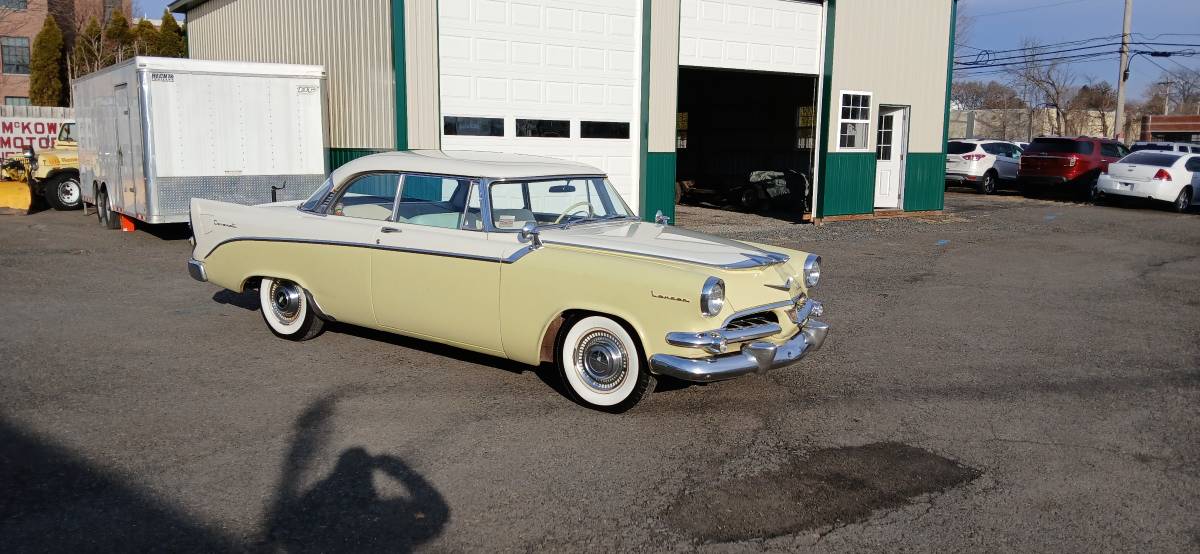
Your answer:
438;0;641;206
679;0;822;74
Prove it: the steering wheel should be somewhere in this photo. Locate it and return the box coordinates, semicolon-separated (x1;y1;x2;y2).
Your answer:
553;201;594;224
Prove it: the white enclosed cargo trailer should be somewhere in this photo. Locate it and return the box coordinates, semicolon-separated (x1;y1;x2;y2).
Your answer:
73;57;328;226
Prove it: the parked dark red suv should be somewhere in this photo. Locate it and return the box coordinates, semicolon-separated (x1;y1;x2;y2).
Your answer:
1018;136;1129;195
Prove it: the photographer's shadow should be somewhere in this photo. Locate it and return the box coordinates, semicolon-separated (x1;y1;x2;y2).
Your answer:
262;390;449;552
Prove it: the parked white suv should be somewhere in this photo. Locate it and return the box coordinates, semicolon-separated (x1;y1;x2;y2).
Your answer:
1129;141;1200;154
1095;150;1200;212
945;139;1023;194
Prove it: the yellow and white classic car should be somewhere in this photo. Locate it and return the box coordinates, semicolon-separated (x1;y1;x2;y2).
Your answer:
187;151;827;411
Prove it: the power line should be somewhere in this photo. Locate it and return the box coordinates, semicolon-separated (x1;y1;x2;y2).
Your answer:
954;34;1122;60
956;50;1123;71
970;0;1093;18
956;54;1124;78
957;42;1125;66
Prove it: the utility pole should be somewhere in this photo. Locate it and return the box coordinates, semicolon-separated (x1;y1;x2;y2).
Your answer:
1157;80;1172;114
1113;0;1132;141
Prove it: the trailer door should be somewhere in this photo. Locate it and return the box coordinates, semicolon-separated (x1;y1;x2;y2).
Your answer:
113;84;138;217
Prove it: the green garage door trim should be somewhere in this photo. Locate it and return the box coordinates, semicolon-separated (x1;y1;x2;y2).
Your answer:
902;152;945;211
328;148;389;171
391;0;408;150
814;0;837;218
818;152;876;216
642;152;676;221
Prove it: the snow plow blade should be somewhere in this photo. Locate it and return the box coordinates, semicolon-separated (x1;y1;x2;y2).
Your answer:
0;179;32;215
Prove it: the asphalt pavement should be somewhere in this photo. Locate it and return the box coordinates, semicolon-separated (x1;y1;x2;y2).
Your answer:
1;191;1197;552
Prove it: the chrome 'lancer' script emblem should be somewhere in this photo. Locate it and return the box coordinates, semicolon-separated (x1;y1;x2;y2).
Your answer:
650;291;690;303
764;276;794;291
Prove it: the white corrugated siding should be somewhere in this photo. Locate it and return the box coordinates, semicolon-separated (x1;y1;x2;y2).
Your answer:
405;0;441;149
828;0;952;152
186;0;395;150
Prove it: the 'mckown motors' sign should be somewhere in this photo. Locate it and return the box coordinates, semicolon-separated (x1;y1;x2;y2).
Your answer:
0;118;68;157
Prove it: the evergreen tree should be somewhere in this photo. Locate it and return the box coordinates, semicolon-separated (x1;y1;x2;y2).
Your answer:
70;16;104;77
132;19;159;56
156;10;186;57
30;16;67;106
104;10;133;63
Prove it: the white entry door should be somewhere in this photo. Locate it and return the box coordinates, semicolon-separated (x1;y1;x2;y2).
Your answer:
874;106;907;209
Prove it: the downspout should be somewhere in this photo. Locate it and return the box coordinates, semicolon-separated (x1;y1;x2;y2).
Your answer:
813;0;837;221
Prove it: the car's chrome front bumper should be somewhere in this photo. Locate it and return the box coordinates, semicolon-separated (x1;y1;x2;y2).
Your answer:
649;304;829;383
187;258;207;282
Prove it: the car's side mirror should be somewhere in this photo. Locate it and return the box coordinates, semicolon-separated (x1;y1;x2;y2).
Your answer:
655;210;670;225
519;221;542;249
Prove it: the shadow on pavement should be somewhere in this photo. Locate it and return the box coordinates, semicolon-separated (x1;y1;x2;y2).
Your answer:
261;387;450;552
1;388;451;552
0;416;237;552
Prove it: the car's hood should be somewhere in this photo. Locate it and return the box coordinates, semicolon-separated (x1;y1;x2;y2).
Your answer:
538;220;788;268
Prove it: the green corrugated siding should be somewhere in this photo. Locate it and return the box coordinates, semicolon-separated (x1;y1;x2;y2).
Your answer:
903;152;946;211
641;152;676;222
391;0;408;150
818;152;876;216
327;148;388;171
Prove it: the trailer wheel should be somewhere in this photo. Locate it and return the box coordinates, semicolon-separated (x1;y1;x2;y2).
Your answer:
97;188;120;229
44;173;82;211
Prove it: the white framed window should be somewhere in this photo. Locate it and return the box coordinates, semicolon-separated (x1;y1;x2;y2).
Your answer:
837;91;872;151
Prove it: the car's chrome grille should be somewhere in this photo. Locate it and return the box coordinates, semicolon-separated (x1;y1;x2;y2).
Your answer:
725;311;779;331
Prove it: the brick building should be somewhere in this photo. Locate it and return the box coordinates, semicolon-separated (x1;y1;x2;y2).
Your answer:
0;0;130;105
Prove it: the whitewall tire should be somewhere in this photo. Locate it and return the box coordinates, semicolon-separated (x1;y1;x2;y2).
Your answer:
557;315;653;412
259;278;324;341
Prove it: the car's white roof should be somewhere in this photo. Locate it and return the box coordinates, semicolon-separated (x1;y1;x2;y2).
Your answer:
950;138;1019;144
329;150;605;183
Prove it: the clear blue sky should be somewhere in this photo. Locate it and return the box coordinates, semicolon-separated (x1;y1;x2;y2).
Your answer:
139;0;1198;102
956;0;1200;101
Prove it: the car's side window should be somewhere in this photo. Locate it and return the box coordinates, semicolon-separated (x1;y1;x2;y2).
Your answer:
1185;157;1200;173
395;174;476;230
982;143;1005;156
330;173;401;221
1101;143;1122;158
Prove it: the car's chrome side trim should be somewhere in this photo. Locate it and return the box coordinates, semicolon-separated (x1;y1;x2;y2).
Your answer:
205;236;534;264
541;240;789;270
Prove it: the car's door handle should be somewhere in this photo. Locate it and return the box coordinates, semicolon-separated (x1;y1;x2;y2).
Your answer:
381;226;401;233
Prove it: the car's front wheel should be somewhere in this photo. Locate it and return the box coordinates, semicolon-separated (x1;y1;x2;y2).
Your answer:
556;314;653;412
259;277;325;341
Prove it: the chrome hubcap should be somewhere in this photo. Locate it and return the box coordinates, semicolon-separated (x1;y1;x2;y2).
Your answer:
59;180;80;204
574;329;628;392
269;281;302;323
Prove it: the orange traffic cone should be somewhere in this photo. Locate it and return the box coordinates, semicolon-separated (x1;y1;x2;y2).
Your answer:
119;214;136;232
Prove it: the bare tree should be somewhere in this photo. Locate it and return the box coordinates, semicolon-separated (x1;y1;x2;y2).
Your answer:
1009;39;1078;136
1072;79;1117;136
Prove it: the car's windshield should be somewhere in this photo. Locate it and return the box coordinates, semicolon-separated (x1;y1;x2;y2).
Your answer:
489;177;633;230
58;123;74;142
947;141;975;155
1118;151;1180;167
1026;138;1092;154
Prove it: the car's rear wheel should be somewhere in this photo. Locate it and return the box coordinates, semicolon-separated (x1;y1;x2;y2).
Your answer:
1172;186;1192;213
259;277;325;341
556;314;653;412
976;171;997;195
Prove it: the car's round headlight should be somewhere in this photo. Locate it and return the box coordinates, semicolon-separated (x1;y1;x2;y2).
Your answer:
803;254;821;288
701;277;725;317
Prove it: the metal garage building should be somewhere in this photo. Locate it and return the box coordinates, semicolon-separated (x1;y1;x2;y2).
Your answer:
168;0;956;222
